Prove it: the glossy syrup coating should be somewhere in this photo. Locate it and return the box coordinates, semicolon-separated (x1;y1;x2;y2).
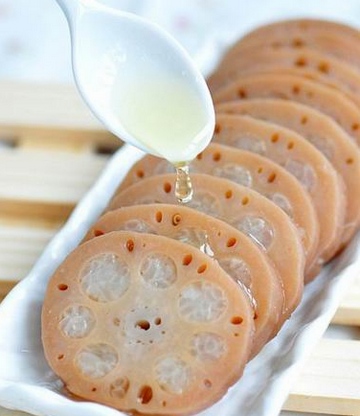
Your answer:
42;231;254;415
83;203;285;357
108;173;305;321
116;144;319;276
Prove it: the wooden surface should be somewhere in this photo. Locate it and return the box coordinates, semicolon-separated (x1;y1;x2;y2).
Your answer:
1;81;360;416
284;338;360;415
0;81;120;296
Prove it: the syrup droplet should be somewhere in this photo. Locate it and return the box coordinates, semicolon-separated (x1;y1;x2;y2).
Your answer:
175;164;193;204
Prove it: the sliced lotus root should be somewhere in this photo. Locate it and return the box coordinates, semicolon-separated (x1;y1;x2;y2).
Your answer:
83;204;284;356
212;73;360;146
221;19;360;69
211;113;346;272
216;99;360;247
116;144;318;274
42;231;254;415
238;19;360;45
108;173;304;320
208;47;360;106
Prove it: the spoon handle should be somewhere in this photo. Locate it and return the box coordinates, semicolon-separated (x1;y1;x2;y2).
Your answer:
55;0;78;23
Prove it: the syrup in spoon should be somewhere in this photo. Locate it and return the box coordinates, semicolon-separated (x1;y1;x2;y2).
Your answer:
55;0;215;202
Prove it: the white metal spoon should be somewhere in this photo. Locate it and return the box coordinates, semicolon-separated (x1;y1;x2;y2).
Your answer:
55;0;215;165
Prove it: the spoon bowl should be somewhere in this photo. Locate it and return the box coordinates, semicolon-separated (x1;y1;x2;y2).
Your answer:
56;0;215;163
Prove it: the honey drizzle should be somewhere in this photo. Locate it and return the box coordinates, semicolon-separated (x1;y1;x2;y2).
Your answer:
175;163;193;204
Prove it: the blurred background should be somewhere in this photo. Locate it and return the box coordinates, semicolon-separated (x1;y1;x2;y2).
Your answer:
2;0;360;83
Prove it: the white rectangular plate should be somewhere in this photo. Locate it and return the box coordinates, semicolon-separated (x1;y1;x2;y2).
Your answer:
0;144;359;416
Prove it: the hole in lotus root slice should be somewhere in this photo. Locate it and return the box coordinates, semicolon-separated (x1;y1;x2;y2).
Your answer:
138;385;153;404
213;163;253;187
190;332;227;361
197;264;207;274
163;182;172;193
292;85;300;95
271;133;279;143
93;229;104;237
172;213;182;226
140;253;177;289
109;376;130;399
203;379;212;388
118;219;156;234
59;305;96;339
187;191;221;218
136;169;144;178
126;239;135;252
172;227;215;257
213;151;221;161
287;142;295;150
294;56;307;67
155;356;192;394
292;38;304;48
136;320;151;331
285;159;316;192
226;237;237;248
233;135;266;155
124;307;165;345
232;216;274;250
80;254;131;302
301;116;308;125
75;343;118;379
178;281;228;322
231;316;243;325
182;254;193;266
225;189;233;199
267;172;276;183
